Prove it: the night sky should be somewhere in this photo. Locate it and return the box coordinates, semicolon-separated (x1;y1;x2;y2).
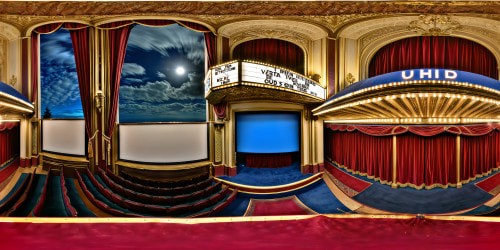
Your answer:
119;24;206;123
40;24;206;122
40;29;83;119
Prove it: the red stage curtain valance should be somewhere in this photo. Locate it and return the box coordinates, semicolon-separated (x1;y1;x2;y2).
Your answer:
0;122;18;132
326;124;500;137
233;38;305;74
245;153;293;168
213;102;227;120
369;36;498;79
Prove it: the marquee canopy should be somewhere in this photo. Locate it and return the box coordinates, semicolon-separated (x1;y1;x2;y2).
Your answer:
0;81;33;116
314;69;500;124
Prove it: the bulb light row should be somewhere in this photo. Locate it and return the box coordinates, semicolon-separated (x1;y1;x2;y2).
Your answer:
314;80;500;112
325;118;500;124
314;92;500;116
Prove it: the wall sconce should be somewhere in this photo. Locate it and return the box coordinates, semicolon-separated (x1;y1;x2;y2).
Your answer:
9;75;17;86
95;90;105;113
345;73;356;85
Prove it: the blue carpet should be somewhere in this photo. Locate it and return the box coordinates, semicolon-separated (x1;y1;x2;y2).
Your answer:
215;180;351;216
65;178;96;217
219;162;312;186
462;204;500;216
353;182;493;214
11;174;46;216
40;176;67;217
296;181;351;214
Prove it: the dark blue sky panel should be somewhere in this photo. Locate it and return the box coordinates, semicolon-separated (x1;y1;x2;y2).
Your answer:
40;29;83;119
119;24;206;123
236;112;300;154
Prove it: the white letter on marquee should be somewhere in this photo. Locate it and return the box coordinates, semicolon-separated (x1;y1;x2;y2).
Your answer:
420;69;433;79
445;70;457;79
402;70;414;80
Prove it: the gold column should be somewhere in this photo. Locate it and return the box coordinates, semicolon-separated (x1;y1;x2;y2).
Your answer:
391;135;398;188
456;135;462;188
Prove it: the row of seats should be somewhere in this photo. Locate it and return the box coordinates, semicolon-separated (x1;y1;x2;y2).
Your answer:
77;168;237;217
0;169;36;215
105;169;213;196
120;171;210;188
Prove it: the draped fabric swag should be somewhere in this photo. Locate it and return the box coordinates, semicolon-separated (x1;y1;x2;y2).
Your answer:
369;36;498;79
97;20;216;168
326;124;500;189
0;123;20;165
213;102;227;120
31;22;93;157
233;38;305;74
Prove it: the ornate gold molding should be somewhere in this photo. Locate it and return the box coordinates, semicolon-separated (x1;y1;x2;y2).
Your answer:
407;15;462;36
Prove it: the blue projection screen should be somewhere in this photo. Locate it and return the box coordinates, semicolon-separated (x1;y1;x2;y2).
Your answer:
236;112;300;153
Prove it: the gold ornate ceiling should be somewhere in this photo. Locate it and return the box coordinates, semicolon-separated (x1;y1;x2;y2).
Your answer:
0;1;499;32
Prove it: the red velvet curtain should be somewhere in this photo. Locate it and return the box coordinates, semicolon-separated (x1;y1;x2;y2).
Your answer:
32;23;92;157
396;133;456;188
329;130;392;182
326;124;500;137
396;133;425;186
103;22;132;140
245;153;293;168
369;36;498;79
67;24;92;148
0;123;20;165
233;39;305;74
461;130;500;181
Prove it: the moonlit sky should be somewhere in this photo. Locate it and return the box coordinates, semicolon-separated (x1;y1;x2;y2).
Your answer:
40;24;206;122
119;24;206;123
40;29;83;119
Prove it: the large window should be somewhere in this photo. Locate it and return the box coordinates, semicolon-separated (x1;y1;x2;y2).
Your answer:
119;24;206;123
40;29;83;119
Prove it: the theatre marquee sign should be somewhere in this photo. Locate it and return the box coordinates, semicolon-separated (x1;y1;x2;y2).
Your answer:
205;61;325;100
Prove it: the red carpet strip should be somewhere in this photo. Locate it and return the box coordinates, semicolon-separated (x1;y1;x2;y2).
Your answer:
244;196;316;216
325;162;371;195
0;216;498;250
476;171;500;195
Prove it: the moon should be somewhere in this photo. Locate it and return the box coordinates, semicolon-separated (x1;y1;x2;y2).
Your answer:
175;66;186;75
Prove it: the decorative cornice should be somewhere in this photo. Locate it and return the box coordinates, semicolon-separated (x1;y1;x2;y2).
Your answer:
407;15;462;36
0;2;498;17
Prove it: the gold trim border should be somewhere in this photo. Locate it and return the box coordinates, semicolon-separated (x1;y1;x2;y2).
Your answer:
0;214;498;225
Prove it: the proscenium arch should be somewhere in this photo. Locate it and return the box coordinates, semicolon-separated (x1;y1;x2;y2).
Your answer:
337;15;500;80
219;19;329;80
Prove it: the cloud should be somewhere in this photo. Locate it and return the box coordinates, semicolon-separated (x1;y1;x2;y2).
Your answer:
119;72;204;103
40;63;82;116
122;63;146;76
156;71;166;78
40;31;76;67
127;24;205;65
119;101;205;122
